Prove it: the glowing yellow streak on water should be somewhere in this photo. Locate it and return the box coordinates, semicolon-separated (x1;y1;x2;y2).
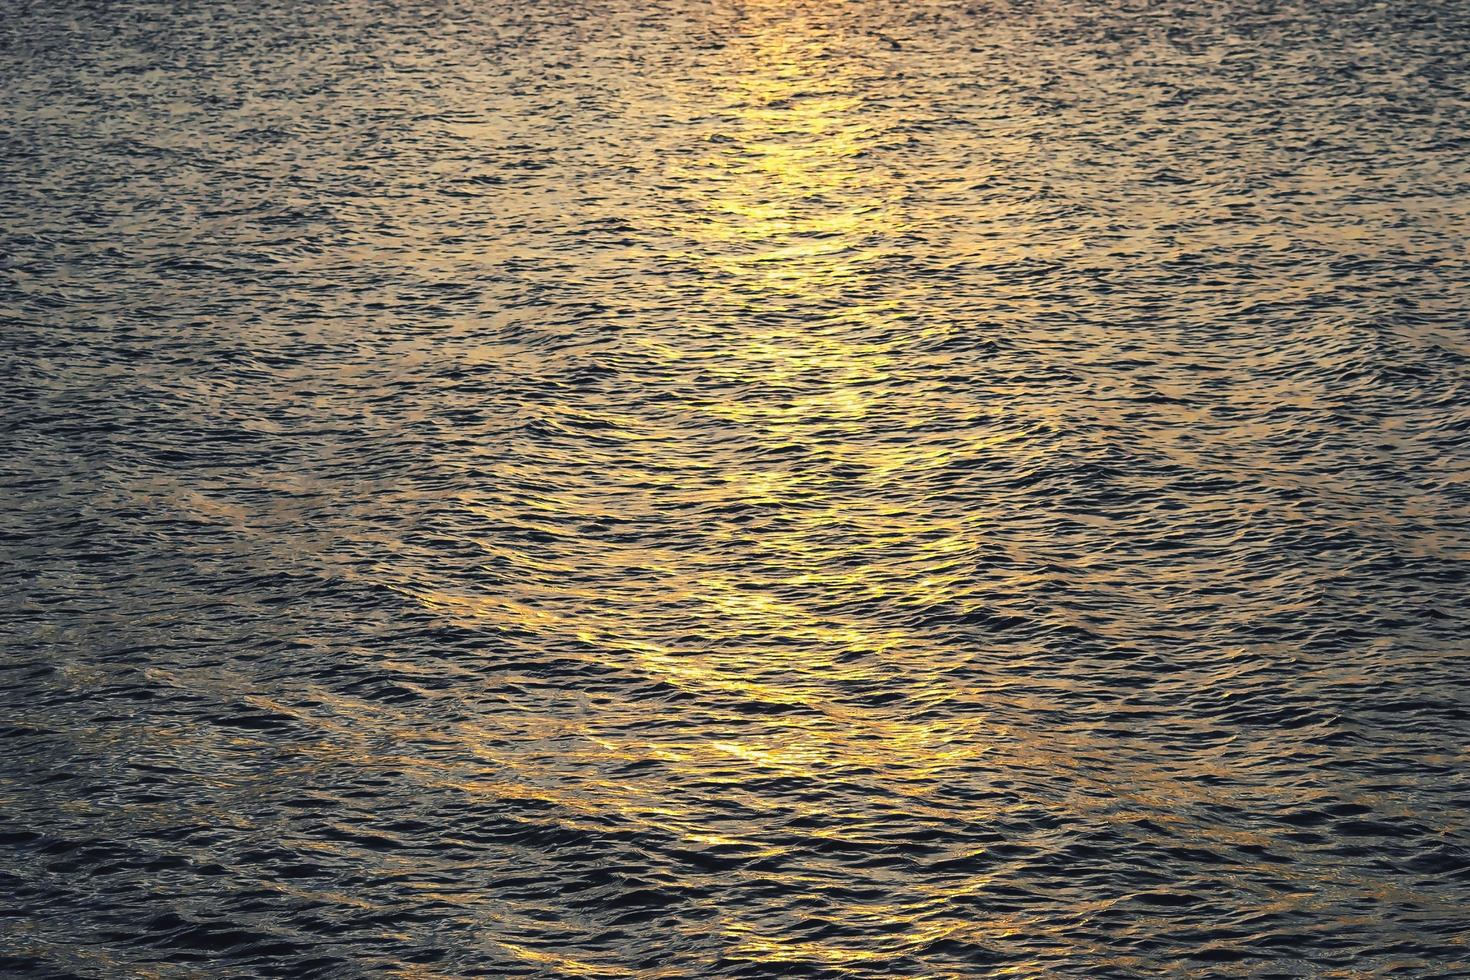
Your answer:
391;9;1047;969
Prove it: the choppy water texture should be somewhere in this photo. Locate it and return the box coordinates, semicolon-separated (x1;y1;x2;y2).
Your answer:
3;0;1469;975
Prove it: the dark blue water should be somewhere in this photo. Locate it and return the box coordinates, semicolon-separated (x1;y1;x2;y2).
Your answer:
2;0;1469;975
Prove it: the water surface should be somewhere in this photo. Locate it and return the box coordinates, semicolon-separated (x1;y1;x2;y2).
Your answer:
2;0;1469;975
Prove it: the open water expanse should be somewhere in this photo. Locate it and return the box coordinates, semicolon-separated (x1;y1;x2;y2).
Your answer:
2;0;1469;975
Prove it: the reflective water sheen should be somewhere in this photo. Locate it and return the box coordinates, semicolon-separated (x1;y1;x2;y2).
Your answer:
3;0;1469;975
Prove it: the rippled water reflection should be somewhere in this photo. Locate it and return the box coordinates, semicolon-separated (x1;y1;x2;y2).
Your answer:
3;0;1469;975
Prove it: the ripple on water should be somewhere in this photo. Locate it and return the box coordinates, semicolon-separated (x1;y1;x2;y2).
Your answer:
1;0;1469;976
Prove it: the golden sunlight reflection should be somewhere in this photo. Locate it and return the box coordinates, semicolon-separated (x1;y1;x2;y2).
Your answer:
378;15;1064;967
